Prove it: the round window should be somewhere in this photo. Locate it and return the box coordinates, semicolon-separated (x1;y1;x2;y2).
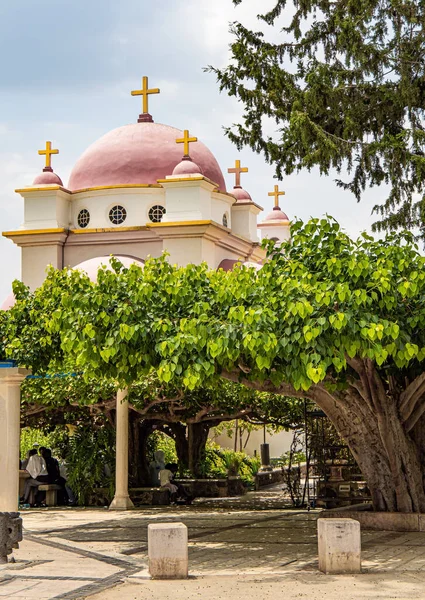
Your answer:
77;209;90;228
148;205;166;223
222;213;228;228
109;205;127;225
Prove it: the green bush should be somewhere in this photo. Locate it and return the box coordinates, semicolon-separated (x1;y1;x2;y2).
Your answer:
198;440;261;484
62;426;116;506
148;431;178;464
20;428;58;460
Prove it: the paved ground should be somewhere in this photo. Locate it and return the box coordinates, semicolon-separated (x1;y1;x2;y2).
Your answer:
2;504;425;599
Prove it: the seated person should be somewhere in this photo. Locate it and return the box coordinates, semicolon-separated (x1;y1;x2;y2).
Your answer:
160;463;192;504
37;448;69;505
21;450;48;505
159;463;179;502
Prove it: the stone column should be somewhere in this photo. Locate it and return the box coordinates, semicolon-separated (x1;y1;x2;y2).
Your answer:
109;388;134;510
0;367;29;512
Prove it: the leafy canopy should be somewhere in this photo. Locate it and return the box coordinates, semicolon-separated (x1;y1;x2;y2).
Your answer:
3;217;425;397
210;0;425;237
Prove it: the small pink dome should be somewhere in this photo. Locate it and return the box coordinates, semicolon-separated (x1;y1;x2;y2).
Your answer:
73;255;144;282
1;292;16;311
231;186;252;202
265;206;289;221
68;122;226;192
33;171;63;186
172;157;202;176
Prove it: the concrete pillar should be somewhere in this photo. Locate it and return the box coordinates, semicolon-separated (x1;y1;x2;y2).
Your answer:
109;388;134;510
0;367;29;512
148;523;188;579
318;518;361;574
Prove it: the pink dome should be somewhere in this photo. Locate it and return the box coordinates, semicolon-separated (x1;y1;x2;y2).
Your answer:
230;186;252;202
73;255;144;282
33;171;63;186
172;157;202;176
68;122;226;192
1;292;16;311
265;206;289;221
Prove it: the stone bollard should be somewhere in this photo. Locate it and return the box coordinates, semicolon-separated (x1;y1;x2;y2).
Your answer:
0;512;23;564
148;523;188;579
318;518;361;574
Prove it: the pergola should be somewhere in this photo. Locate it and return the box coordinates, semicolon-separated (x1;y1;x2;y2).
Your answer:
0;360;133;512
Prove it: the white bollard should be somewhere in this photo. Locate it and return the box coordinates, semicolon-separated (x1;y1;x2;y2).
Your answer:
148;523;188;579
318;518;361;574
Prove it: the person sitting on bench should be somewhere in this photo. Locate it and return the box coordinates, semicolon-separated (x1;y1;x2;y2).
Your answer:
21;449;48;505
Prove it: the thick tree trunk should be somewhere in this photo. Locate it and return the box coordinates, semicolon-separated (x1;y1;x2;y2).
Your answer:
188;422;211;477
312;387;425;513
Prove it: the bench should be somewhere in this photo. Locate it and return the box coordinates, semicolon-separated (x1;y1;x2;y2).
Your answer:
38;484;61;506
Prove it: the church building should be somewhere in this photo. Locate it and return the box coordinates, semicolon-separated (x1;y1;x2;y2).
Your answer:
2;77;291;292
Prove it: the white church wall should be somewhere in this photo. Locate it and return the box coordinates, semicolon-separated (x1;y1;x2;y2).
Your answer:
259;223;291;243
211;193;233;229
22;245;62;290
166;237;204;267
71;187;165;230
161;179;215;222
211;428;294;458
64;240;164;269
23;192;71;230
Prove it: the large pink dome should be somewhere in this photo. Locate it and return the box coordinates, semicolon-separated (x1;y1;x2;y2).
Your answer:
68;122;226;192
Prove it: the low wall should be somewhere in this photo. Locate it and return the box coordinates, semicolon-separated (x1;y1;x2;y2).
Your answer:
255;468;284;490
174;477;246;498
322;507;425;532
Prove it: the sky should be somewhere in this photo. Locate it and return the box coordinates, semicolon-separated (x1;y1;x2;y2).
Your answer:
0;0;384;302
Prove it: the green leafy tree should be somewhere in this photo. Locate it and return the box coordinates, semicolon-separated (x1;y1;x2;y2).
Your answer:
5;221;425;512
209;0;425;236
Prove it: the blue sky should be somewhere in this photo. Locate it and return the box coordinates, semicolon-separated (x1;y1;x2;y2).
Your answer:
0;0;382;301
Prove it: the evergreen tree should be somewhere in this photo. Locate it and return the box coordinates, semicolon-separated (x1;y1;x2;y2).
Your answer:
210;0;425;236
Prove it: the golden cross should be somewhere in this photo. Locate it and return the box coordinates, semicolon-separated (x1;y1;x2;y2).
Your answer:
228;159;248;187
176;129;198;156
131;76;160;114
38;141;59;169
268;184;285;207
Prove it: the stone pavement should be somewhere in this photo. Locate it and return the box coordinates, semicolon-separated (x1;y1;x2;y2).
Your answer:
1;507;425;599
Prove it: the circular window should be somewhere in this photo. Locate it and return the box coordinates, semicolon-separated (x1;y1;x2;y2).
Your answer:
77;209;90;229
109;205;127;225
222;213;228;228
148;205;166;223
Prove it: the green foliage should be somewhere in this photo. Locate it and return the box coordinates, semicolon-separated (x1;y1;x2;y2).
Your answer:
149;431;178;464
4;219;425;396
209;0;425;237
20;427;58;460
65;426;116;506
198;440;261;483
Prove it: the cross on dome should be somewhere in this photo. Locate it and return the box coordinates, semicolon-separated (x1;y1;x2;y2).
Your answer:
176;130;198;157
228;160;248;188
131;76;160;123
268;184;285;207
38;141;59;172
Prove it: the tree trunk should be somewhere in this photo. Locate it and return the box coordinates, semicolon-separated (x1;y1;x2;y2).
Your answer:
312;387;425;513
165;422;188;470
188;422;211;477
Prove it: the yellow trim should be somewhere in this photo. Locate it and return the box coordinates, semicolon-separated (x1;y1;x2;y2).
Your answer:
15;184;163;195
157;175;218;187
72;184;163;194
15;186;69;194
258;220;290;227
3;228;67;237
70;226;147;234
146;220;212;228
